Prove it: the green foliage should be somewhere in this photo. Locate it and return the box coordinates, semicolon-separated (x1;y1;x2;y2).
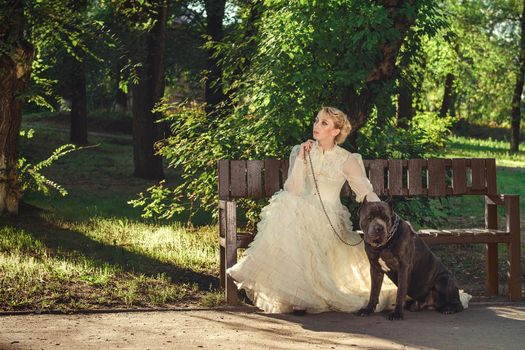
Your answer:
18;130;79;197
129;100;243;221
357;112;455;159
131;1;453;227
417;0;521;124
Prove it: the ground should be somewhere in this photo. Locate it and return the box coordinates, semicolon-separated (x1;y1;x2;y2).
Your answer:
1;303;524;349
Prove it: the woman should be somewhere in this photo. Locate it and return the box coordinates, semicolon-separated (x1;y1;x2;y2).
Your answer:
227;107;427;313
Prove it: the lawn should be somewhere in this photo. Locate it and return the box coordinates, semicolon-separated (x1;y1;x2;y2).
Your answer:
1;114;221;312
0;115;523;312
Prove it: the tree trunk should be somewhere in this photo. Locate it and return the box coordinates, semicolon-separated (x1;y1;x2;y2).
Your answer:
344;0;417;141
115;56;129;112
132;0;167;179
0;2;35;216
115;88;128;112
204;0;226;116
228;0;263;100
439;73;456;118
68;0;88;145
510;0;525;153
70;58;88;145
397;78;414;129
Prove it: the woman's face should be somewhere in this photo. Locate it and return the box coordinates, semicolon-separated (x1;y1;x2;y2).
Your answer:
313;113;340;143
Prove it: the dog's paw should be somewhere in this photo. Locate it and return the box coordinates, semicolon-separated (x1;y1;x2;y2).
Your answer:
439;304;463;315
405;300;420;312
387;311;404;320
356;307;373;317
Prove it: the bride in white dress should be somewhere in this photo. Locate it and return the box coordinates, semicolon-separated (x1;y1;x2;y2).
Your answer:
227;107;468;314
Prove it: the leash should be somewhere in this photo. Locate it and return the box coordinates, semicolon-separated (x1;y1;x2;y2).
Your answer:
306;151;363;246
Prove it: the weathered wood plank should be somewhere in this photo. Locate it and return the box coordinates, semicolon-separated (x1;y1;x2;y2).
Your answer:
408;159;426;195
230;160;247;197
264;159;281;196
428;159;446;196
218;160;230;199
247;161;264;198
388;159;404;195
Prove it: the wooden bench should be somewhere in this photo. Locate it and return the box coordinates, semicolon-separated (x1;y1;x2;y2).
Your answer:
218;158;522;305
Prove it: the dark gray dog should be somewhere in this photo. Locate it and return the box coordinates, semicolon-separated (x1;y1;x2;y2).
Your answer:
356;198;464;320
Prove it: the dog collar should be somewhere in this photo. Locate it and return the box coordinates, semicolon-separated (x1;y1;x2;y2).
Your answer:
381;212;400;247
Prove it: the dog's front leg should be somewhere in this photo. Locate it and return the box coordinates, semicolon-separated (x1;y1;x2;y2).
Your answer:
389;262;409;320
357;262;384;316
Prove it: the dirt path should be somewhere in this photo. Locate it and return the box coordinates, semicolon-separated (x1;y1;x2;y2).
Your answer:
1;303;524;350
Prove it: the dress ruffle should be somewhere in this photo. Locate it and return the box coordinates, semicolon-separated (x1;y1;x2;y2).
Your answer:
227;190;398;313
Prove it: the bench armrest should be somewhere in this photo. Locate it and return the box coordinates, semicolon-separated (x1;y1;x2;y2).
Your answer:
485;194;520;231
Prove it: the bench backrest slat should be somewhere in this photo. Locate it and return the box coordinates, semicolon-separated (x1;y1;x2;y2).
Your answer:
230;160;247;197
264;159;282;197
368;160;386;196
471;158;486;192
388;159;406;196
217;158;498;200
247;161;264;197
428;159;447;196
452;158;467;194
408;159;426;195
486;158;497;194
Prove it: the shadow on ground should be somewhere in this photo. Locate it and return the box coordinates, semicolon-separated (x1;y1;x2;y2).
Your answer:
1;208;218;291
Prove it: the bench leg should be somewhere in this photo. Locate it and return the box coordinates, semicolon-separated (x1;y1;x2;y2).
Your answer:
225;244;238;305
506;195;522;301
485;200;499;296
508;241;522;301
220;245;226;289
225;200;239;305
486;243;499;296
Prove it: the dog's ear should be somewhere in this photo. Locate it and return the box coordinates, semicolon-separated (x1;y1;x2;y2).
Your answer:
363;195;368;205
387;199;394;215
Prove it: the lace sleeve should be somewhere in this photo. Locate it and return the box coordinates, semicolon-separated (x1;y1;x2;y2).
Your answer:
342;153;380;203
283;145;305;195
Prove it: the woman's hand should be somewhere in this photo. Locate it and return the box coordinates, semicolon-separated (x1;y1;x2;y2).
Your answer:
299;139;315;160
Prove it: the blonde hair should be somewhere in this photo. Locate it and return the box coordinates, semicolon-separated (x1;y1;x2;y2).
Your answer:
317;106;352;144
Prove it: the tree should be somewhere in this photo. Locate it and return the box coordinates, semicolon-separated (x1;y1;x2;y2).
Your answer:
0;1;35;215
131;0;453;222
68;0;89;145
439;72;456;118
131;0;168;179
0;0;88;215
418;0;520;126
204;0;227;116
511;0;525;153
218;0;440;149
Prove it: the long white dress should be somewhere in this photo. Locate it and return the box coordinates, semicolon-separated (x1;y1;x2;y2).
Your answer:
227;142;470;313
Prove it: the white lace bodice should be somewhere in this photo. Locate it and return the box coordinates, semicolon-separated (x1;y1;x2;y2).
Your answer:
284;142;380;204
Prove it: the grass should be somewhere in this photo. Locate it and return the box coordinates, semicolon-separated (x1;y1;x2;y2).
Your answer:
0;215;221;311
1;114;523;311
438;135;525;227
445;135;525;167
0;113;221;312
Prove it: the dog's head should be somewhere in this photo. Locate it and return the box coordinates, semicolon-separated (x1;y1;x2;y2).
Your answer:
359;197;395;248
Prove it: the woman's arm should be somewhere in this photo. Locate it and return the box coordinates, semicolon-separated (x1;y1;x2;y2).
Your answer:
283;145;305;195
342;153;380;202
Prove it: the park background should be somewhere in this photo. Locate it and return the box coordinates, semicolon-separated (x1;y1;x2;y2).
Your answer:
0;0;524;311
